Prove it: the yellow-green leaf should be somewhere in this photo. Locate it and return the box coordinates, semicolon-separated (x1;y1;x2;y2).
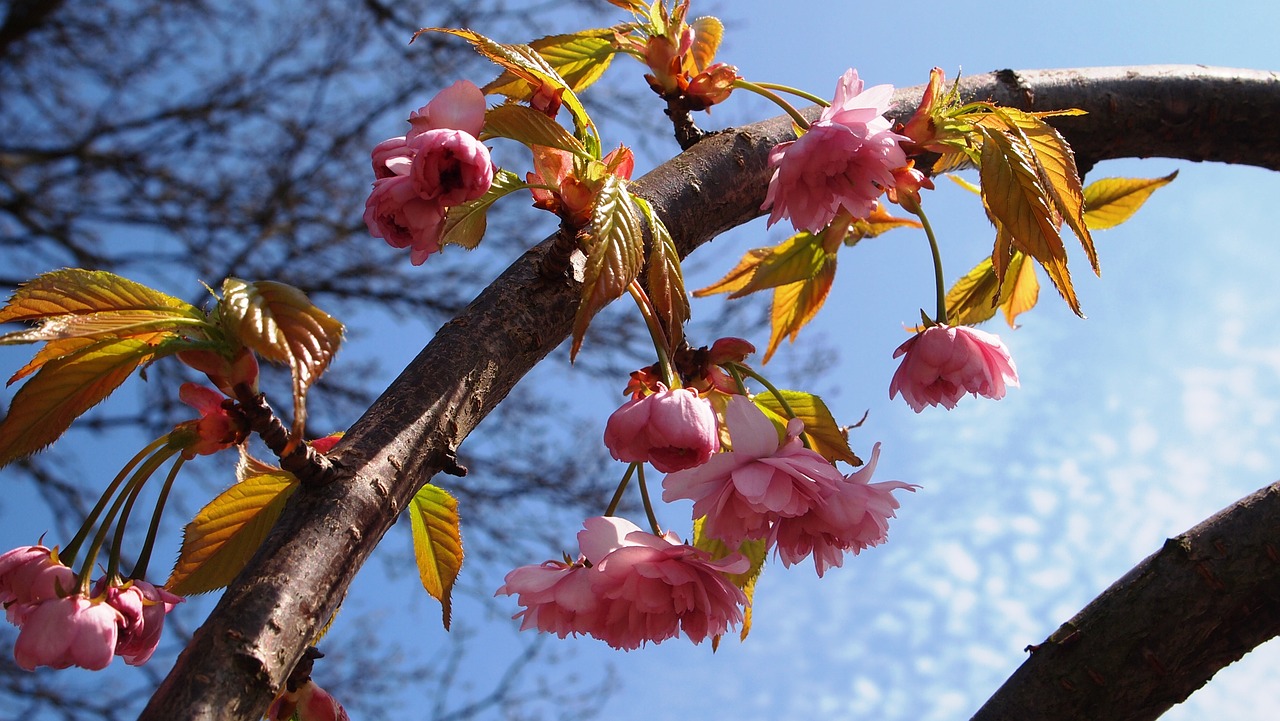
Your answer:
687;16;722;71
425;28;596;141
0;269;197;325
0;338;154;467
441;170;528;250
847;203;922;242
572;176;644;359
635;197;688;350
219;280;344;443
694;231;832;300
752;390;860;466
978;127;1081;316
1000;252;1039;326
763;257;836;364
984;108;1096;274
943;252;1041;328
485;29;621;98
1083;172;1178;230
409;484;464;630
166;469;299;595
481;104;588;157
692;516;766;643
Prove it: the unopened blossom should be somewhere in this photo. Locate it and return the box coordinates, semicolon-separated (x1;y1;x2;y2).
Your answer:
663;396;845;545
363;175;447;265
495;560;601;639
267;679;351;721
101;579;183;666
175;346;259;396
889;324;1020;412
13;595;122;671
0;545;76;624
685;62;739;110
603;385;718;473
763;69;909;232
578;516;748;650
177;383;245;457
769;443;917;576
407;79;486;140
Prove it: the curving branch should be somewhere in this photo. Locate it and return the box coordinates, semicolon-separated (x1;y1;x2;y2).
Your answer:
138;65;1280;720
971;480;1280;721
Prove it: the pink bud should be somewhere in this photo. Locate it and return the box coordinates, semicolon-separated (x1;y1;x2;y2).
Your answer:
603;385;718;473
363;175;447;265
13;595;122;671
406;129;494;206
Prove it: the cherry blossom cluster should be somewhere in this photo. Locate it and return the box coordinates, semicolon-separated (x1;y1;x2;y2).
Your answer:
364;80;495;265
497;516;748;650
0;546;181;671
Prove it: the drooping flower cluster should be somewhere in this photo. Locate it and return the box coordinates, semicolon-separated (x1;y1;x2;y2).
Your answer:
496;516;748;650
763;68;910;232
890;324;1020;412
1;546;181;670
364;80;494;265
664;396;915;574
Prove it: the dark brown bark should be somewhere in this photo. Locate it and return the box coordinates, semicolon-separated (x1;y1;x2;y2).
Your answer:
971;481;1280;721
138;65;1280;720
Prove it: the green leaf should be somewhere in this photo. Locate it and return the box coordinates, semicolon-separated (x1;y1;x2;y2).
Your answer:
1083;172;1178;230
978;127;1081;316
218;280;344;443
635;197;688;351
424;28;596;142
166;467;299;595
0;269;198;325
480;104;588;158
752;390;860;466
485;29;622;98
571;176;644;359
762;256;836;364
692;516;766;643
441;170;530;250
0;338;155;467
409;484;464;630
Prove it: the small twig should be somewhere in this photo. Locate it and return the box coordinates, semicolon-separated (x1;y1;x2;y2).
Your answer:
233;384;337;486
664;97;708;150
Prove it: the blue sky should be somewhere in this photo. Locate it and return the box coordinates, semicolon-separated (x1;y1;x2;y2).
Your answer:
3;1;1279;719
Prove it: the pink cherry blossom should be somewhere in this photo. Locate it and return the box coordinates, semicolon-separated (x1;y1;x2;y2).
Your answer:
603;385;718;473
362;175;447;265
769;443;917;576
102;579;183;665
662;396;844;545
13;595;122;671
495;560;601;639
763;69;909;232
889;324;1020;412
371;136;411;179
0;545;76;624
406;128;494;206
578;517;748;650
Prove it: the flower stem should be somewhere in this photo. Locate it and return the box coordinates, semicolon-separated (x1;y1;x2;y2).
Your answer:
75;444;179;594
627;280;677;388
749;81;830;108
733;79;812;130
730;363;798;419
636;464;662;536
62;435;171;565
131;455;186;580
604;463;638;517
905;197;948;325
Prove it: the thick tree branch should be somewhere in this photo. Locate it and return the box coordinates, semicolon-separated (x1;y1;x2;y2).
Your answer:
138;65;1280;720
971;480;1280;721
